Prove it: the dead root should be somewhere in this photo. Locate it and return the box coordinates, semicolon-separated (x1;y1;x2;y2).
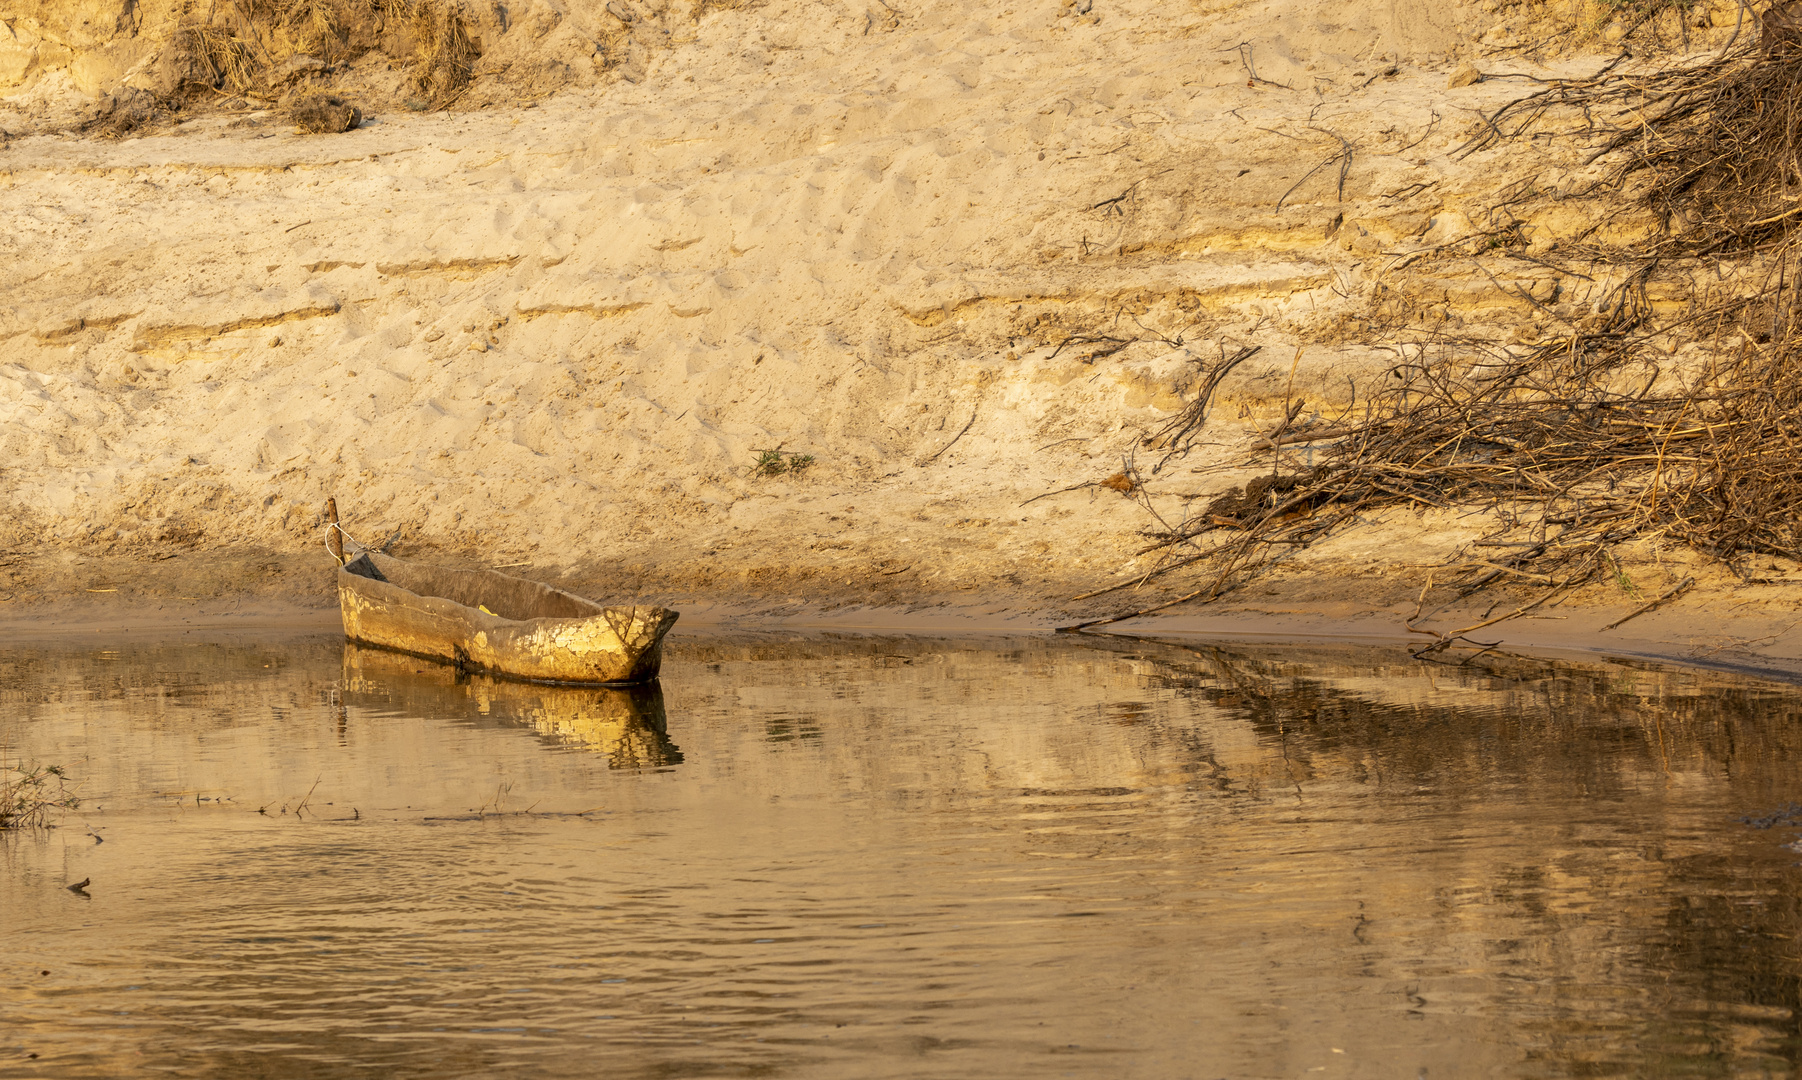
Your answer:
1461;40;1802;255
1068;42;1802;634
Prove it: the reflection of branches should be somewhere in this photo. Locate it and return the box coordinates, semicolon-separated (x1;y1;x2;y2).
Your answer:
1061;630;1802;785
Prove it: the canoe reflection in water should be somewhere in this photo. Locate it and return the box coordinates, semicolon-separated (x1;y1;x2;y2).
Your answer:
340;642;683;768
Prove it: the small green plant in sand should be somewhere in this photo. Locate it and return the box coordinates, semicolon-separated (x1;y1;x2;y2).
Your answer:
754;449;815;477
0;762;81;829
1611;557;1643;599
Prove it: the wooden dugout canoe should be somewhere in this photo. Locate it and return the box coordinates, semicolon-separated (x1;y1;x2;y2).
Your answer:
337;551;678;685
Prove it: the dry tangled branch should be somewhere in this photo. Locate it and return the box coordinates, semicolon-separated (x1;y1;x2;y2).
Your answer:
1147;344;1261;469
1460;37;1802;254
1068;40;1802;635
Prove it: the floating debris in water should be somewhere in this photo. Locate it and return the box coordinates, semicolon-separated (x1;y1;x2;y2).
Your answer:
1740;804;1802;829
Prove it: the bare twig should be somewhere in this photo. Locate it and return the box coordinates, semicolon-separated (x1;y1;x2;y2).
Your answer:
918;410;977;466
1600;575;1695;631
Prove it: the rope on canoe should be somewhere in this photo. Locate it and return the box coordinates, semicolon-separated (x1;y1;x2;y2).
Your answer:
323;520;366;564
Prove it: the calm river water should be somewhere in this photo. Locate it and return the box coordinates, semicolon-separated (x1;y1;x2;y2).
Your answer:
5;630;1802;1078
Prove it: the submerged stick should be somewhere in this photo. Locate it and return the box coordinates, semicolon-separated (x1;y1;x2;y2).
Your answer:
293;777;322;817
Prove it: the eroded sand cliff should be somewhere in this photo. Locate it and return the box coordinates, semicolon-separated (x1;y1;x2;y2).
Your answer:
8;0;1799;670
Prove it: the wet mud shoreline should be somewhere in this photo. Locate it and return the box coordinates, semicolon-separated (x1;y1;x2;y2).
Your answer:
7;546;1802;683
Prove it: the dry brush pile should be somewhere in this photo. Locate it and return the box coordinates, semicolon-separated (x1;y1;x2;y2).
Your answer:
84;0;483;136
186;0;481;102
1070;29;1802;647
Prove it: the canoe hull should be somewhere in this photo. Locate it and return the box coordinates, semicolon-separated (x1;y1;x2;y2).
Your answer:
337;552;677;685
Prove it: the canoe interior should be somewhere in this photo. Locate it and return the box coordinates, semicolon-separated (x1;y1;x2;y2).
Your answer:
338;551;678;686
343;553;602;622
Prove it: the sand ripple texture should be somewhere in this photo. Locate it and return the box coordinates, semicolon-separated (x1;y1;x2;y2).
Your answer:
0;0;1689;599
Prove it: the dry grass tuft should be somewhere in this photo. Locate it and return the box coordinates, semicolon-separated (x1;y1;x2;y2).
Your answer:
0;762;80;830
174;23;263;95
276;0;342;53
408;0;479;104
150;0;480;109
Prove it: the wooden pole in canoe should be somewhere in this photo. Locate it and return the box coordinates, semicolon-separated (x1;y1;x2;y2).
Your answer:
326;497;344;565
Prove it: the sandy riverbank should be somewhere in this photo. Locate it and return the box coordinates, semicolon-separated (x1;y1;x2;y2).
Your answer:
6;0;1792;668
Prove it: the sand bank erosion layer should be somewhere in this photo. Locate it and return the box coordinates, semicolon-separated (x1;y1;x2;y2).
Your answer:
8;0;1802;672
